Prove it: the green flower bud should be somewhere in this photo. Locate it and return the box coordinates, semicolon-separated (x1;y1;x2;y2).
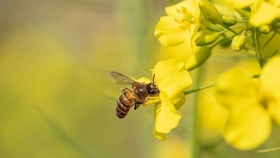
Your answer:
258;25;272;34
231;35;247;51
195;32;220;46
222;14;237;26
206;25;224;32
185;47;212;71
220;38;231;47
199;1;222;25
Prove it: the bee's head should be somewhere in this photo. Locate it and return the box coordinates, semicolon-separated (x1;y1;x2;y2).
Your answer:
147;83;160;96
147;74;160;96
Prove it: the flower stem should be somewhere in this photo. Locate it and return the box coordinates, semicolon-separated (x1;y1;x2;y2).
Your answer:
189;67;203;158
186;82;216;158
187;65;217;157
253;28;267;67
220;23;238;35
262;31;277;49
258;146;280;153
183;84;216;95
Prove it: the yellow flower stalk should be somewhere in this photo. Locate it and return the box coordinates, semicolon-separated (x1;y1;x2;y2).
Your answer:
154;0;201;53
152;59;193;140
216;56;280;150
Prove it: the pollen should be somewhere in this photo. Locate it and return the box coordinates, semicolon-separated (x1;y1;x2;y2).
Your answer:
176;7;194;22
174;17;192;27
143;96;161;106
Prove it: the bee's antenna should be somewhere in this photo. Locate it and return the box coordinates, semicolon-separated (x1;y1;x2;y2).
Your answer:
152;74;155;84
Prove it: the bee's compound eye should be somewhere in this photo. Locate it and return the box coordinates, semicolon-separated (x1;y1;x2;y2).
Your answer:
150;88;159;95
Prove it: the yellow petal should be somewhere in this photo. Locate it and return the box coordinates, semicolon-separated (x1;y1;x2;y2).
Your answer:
216;68;259;110
155;0;200;52
165;0;200;19
261;56;280;124
197;88;229;144
165;1;188;17
249;1;280;27
224;104;271;150
275;0;280;6
226;0;257;8
185;24;199;53
153;59;192;100
155;92;181;134
216;67;272;149
153;128;167;141
154;16;187;47
171;92;186;109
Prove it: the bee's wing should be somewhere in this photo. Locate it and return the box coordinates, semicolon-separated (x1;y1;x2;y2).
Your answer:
109;71;135;85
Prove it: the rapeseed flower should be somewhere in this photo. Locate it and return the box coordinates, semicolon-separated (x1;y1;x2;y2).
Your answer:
154;0;201;53
152;59;192;140
216;56;280;150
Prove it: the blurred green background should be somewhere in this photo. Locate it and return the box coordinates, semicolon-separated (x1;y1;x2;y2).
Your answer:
0;0;189;157
1;0;280;158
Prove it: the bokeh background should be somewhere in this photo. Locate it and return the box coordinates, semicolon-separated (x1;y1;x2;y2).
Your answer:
0;0;280;158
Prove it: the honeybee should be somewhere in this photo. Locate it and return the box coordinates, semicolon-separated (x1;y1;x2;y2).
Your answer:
109;71;160;118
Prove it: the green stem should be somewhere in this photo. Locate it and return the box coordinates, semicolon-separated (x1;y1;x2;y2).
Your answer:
190;69;200;158
262;31;277;49
189;68;216;158
258;146;280;153
185;83;216;157
183;84;216;95
220;23;238;35
253;28;267;67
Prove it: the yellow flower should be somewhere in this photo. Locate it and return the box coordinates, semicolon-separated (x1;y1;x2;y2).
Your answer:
260;56;280;125
216;56;280;150
227;0;280;27
152;59;192;140
154;0;201;53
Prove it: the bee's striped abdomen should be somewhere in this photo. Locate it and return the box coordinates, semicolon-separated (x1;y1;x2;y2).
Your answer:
116;88;135;118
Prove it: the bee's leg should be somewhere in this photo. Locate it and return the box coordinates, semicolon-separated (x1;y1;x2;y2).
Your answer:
134;103;141;110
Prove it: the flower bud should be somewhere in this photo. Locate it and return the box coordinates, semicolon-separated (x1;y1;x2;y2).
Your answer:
220;38;231;47
195;32;220;46
199;1;222;24
258;25;271;34
222;14;237;26
231;35;247;51
185;47;212;71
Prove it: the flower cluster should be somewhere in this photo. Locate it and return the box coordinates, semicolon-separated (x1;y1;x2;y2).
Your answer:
151;0;280;151
113;0;280;153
